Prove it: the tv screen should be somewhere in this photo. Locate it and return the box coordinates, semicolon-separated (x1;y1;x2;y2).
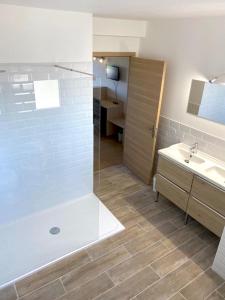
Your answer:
106;65;120;81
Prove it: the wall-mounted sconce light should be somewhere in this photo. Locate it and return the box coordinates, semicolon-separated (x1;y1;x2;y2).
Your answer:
93;57;105;64
209;73;225;84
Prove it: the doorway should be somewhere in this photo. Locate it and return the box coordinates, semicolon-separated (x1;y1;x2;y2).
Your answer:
93;52;167;185
93;53;132;171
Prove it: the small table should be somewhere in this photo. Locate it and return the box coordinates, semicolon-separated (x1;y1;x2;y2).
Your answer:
108;116;125;129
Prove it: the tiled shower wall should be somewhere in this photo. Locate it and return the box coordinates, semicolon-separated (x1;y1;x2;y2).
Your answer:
157;116;225;162
0;63;94;225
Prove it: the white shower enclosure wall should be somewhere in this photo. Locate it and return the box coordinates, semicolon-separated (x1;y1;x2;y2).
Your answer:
0;64;123;287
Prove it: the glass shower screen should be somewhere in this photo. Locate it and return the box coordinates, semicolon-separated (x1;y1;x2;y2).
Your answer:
0;63;100;286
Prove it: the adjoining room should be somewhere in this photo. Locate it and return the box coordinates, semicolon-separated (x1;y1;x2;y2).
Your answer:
93;55;129;170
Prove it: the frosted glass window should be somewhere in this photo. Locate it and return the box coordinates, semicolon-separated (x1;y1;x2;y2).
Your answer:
34;80;60;109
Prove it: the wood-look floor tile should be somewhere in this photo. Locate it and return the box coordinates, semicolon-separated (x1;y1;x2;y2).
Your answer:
136;261;202;300
147;206;183;227
151;236;206;277
2;165;220;300
95;181;114;194
113;210;142;228
120;206;162;228
151;250;188;278
59;273;114;300
86;225;144;260
0;285;17;300
191;243;218;271
156;196;175;210
119;183;146;198
137;220;155;232
98;190;121;202
217;283;225;297
16;250;90;297
108;242;169;284
124;189;154;206
95;266;159;300
207;291;224;300
61;246;130;292
124;230;161;255
19;280;64;300
104;178;138;193
180;268;224;300
198;230;219;245
139;219;177;235
124;185;153;199
125;222;177;255
170;214;187;229
169;293;186;300
178;236;207;257
131;202;162;217
111;206;135;219
106;199;131;212
161;222;205;250
108;172;135;183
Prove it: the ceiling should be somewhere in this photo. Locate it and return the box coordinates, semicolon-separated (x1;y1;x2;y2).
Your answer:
0;0;225;19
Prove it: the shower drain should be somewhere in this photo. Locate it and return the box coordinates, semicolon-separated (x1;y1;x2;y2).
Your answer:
49;226;60;235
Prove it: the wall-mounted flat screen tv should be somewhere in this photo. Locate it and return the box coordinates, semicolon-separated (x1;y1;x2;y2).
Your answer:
106;65;120;81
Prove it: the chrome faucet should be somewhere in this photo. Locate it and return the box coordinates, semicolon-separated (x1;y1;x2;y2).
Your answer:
189;142;198;156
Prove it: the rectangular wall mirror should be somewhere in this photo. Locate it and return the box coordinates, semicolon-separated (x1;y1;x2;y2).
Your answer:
187;79;225;125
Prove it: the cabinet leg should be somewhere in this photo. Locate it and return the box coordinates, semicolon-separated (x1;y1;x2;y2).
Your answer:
185;214;189;225
155;192;159;202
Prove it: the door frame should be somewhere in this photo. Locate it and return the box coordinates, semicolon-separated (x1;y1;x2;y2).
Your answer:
93;52;136;58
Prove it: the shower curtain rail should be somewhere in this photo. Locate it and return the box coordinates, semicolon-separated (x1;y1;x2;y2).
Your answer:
54;64;93;77
0;64;94;77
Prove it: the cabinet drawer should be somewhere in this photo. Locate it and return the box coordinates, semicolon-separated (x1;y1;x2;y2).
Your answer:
156;174;189;211
192;176;225;217
157;156;193;192
188;196;225;237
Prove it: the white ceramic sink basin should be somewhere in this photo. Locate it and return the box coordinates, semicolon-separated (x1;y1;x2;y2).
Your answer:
205;166;225;183
158;143;225;191
177;149;205;165
165;147;205;165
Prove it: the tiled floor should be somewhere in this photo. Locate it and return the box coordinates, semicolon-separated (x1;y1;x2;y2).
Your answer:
94;136;123;171
1;165;224;300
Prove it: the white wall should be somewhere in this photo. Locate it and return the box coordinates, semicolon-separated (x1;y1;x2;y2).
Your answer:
139;17;225;140
93;17;147;54
94;17;146;37
0;4;94;223
93;57;129;105
94;36;141;54
0;4;92;63
213;228;225;280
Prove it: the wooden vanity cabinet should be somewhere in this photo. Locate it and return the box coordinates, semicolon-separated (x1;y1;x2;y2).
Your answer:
187;196;225;237
156;174;189;211
156;156;193;211
156;155;225;237
157;156;193;192
192;176;225;216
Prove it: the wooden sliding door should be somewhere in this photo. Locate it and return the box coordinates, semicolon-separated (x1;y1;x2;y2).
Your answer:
124;57;166;184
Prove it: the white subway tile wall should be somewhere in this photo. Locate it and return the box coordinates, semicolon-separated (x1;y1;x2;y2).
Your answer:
0;63;94;225
157;116;225;162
